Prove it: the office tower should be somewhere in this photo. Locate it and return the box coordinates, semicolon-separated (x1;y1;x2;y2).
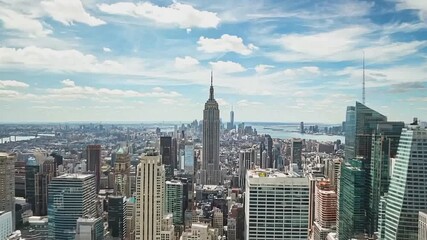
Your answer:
291;138;303;170
15;160;26;198
338;159;366;240
238;149;253;188
260;139;266;168
300;121;305;134
48;174;97;240
0;153;15;229
25;157;39;214
201;73;221;185
384;121;427;240
75;217;104;240
345;102;387;160
160;136;174;180
184;142;194;175
266;135;273;168
312;181;337;240
212;208;223;236
368;122;404;235
326;158;341;192
165;180;184;225
160;214;174;240
171;138;178;170
245;169;309;239
87;144;101;193
135;153;165;240
126;197;136;240
34;160;54;216
108;196;127;239
419;211;427;240
0;211;13;239
114;147;131;197
228;106;235;130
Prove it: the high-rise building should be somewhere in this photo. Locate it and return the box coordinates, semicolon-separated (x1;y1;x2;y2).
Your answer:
212;208;223;236
135;153;165;240
312;180;337;240
184;142;194;175
126;197;136;240
300;122;305;134
87;144;101;193
25;157;39;215
165;180;184;225
160;136;173;180
338;159;366;240
291;138;303;170
171;138;178;170
108;196;127;239
368;122;404;234
419;210;427;240
0;153;15;229
245;169;309;239
384;121;427;240
34;160;54;216
238;149;253;189
266;135;273;168
48;174;97;240
75;217;104;240
0;211;13;239
114;147;131;197
228;106;235;130
201;73;221;185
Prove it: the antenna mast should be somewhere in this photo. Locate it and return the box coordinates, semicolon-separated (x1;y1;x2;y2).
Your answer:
363;51;365;105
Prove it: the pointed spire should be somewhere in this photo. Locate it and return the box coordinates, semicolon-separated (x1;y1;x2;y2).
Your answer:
209;70;214;100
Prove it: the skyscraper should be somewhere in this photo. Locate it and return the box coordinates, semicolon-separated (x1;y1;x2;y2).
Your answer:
291;138;303;170
238;149;253;189
384;121;427;240
245;169;309;239
160;136;173;180
300;121;305;134
34;160;54;216
312;180;337;240
135;153;165;240
184;142;194;175
87;144;101;193
108;196;127;239
369;121;404;234
0;153;15;229
165;180;184;225
201;72;221;185
75;217;104;240
228;106;235;130
114;147;131;197
25;157;39;215
48;174;97;239
338;158;366;240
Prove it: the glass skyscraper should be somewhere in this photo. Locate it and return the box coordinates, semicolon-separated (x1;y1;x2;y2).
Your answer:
384;121;427;239
48;174;97;240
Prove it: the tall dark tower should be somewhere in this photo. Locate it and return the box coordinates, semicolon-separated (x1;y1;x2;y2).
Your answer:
87;144;101;193
201;72;221;185
160;136;173;180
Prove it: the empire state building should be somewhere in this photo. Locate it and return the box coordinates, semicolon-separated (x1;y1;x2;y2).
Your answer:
201;72;221;185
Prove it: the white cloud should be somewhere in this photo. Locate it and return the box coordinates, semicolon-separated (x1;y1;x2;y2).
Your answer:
209;61;246;73
255;64;274;73
0;80;29;88
0;90;20;97
61;79;76;87
396;0;427;20
41;0;105;26
174;56;200;70
216;98;229;106
283;66;320;77
0;46;127;74
0;8;52;37
237;99;262;107
197;34;257;55
98;2;220;28
103;47;111;52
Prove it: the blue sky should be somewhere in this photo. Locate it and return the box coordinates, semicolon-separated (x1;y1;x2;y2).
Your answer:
0;0;426;123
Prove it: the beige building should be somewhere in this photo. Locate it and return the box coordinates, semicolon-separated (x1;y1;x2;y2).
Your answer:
135;153;171;240
114;147;131;197
419;210;427;240
0;153;15;229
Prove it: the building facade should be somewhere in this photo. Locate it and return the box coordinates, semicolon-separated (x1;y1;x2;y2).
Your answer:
165;180;184;225
245;169;309;239
87;144;101;193
0;153;15;229
114;147;131;197
108;196;127;239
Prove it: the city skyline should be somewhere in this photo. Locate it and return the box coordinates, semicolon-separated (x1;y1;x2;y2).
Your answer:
0;0;426;123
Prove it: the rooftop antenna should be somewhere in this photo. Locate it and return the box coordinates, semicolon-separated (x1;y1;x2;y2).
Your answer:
363;51;366;105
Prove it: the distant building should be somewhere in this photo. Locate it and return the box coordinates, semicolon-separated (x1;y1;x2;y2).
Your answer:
114;147;131;197
419;210;427;240
201;73;221;185
312;180;337;240
300;122;305;134
227;107;235;131
184;142;194;175
212;208;223;236
165;180;184;225
384;121;427;240
0;153;15;229
87;145;101;193
291;139;303;170
160;136;173;180
238;149;254;189
48;174;97;240
0;211;13;239
245;169;309;239
75;217;104;240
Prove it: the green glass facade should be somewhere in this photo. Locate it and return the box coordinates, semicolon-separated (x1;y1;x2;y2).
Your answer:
384;124;427;240
108;196;126;239
165;180;184;225
25;157;40;214
368;122;403;235
338;159;366;240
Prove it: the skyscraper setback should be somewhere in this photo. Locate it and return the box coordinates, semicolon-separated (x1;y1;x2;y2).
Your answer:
201;73;221;185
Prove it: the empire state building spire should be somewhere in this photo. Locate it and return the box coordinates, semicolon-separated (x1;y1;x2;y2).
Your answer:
209;70;214;100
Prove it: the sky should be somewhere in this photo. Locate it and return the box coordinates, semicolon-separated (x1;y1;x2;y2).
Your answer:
0;0;426;123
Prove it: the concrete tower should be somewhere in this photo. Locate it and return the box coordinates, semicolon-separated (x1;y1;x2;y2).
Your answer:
201;72;221;185
0;153;15;230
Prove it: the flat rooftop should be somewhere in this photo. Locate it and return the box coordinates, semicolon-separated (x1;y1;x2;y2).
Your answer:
55;173;94;180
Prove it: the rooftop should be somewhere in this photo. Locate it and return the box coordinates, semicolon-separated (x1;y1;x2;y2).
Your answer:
55;173;94;180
